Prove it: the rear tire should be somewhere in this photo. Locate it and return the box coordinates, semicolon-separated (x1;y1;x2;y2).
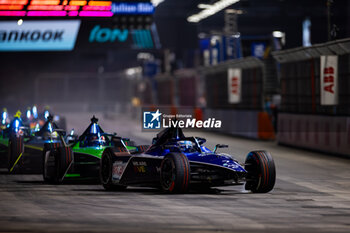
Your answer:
100;149;127;191
8;135;24;173
160;153;190;193
245;151;276;193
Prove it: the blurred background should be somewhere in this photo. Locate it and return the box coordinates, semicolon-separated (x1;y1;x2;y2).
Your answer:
1;0;350;155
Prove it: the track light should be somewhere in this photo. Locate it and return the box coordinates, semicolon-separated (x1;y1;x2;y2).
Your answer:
188;0;240;23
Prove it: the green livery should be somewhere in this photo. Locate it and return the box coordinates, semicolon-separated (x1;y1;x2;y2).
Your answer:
43;116;145;183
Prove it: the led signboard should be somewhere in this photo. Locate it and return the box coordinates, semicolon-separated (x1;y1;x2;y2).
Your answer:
0;1;154;17
0;1;154;18
86;24;154;49
111;2;154;15
89;25;129;42
0;20;81;51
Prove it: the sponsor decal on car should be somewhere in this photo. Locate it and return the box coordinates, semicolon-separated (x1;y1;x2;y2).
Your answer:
134;165;146;173
133;161;148;173
132;161;147;166
112;161;127;181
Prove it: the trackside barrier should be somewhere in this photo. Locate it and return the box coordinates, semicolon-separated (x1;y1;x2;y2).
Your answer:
137;58;276;140
273;38;350;155
204;109;275;140
199;57;275;140
278;113;350;155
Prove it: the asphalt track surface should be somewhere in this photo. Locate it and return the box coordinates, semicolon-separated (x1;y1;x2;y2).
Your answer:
1;113;350;233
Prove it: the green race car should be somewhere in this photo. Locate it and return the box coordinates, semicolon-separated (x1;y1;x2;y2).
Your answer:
43;116;148;183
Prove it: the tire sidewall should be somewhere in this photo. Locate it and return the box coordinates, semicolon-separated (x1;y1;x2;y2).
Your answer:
160;153;190;193
8;136;24;172
245;151;276;193
100;149;113;186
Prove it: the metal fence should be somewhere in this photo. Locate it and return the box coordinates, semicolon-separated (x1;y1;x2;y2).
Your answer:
272;38;350;155
273;38;350;116
200;57;265;110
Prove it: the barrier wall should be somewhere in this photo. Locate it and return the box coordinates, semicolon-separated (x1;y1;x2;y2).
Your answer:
135;58;276;140
204;109;274;139
201;57;264;110
273;38;350;155
200;57;275;139
278;113;350;155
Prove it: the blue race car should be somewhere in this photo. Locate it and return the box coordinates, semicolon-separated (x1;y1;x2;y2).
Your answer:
100;126;276;193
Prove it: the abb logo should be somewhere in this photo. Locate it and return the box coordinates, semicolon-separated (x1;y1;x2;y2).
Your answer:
323;66;335;94
320;55;338;105
228;68;241;104
231;76;239;94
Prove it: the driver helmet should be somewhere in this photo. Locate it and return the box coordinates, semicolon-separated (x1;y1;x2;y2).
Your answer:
84;123;106;147
85;133;106;147
177;140;195;153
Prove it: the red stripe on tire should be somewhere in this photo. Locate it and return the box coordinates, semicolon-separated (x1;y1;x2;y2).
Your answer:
183;154;189;191
180;154;189;191
179;154;186;191
258;152;269;189
183;154;188;191
256;153;266;188
184;154;189;190
263;153;270;189
262;152;270;189
169;181;175;192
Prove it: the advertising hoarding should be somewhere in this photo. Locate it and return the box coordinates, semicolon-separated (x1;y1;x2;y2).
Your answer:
0;20;81;51
320;55;338;105
228;68;242;104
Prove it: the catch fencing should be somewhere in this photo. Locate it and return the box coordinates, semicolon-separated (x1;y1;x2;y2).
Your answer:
137;57;275;139
272;38;350;155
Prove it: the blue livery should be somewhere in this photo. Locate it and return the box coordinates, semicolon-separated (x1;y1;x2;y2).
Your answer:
100;126;276;193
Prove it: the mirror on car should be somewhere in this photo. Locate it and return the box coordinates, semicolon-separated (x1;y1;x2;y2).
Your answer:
196;137;206;145
213;144;229;153
152;137;157;145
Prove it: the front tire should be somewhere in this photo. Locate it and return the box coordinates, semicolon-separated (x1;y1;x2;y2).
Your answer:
100;149;126;191
43;147;72;184
160;153;190;193
42;143;60;182
43;149;60;184
245;151;276;193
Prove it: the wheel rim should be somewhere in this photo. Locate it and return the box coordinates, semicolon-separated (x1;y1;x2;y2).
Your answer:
101;152;112;184
161;158;175;190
